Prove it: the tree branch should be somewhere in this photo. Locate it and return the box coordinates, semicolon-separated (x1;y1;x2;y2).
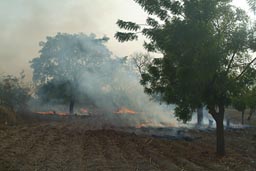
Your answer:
236;57;256;80
208;105;218;120
226;51;237;74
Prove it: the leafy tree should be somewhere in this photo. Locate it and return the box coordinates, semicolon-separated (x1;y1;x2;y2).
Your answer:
246;86;256;120
132;52;205;125
232;96;247;124
232;77;256;124
116;0;256;156
196;106;204;126
0;72;31;111
31;33;111;114
36;79;97;112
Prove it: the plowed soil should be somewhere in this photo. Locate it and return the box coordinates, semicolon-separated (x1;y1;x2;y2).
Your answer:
0;113;256;171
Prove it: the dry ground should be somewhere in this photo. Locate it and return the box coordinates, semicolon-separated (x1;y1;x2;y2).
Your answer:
0;111;255;171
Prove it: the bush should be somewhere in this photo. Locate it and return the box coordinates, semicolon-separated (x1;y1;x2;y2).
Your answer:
0;74;31;112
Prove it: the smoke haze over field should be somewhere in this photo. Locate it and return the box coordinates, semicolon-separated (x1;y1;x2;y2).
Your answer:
0;0;251;129
0;0;148;78
26;32;177;128
0;0;249;79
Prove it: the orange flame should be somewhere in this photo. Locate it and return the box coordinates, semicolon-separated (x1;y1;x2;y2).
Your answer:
80;108;88;113
135;123;147;128
114;107;137;115
35;111;68;116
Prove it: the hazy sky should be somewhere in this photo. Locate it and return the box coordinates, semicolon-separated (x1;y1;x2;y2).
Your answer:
0;0;250;79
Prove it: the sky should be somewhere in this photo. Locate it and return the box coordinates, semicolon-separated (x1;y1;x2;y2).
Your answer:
0;0;251;80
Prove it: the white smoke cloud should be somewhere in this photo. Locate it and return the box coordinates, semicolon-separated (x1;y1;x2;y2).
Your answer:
0;0;147;78
26;32;177;128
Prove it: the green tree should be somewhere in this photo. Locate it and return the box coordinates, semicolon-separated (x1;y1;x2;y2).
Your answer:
232;96;247;124
116;0;256;156
31;33;111;114
132;52;205;125
246;87;256;120
0;73;31;111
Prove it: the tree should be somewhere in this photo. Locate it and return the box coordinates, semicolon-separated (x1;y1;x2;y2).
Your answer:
116;0;256;156
196;106;204;126
232;96;247;124
130;52;153;76
31;33;112;114
0;72;31;111
131;52;205;125
0;73;31;125
246;87;256;120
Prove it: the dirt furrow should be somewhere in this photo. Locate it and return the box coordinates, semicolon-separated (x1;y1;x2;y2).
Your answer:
82;130;113;171
96;130;136;171
1;121;256;171
112;133;162;171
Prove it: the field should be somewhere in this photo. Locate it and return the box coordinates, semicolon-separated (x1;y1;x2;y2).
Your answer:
0;111;255;171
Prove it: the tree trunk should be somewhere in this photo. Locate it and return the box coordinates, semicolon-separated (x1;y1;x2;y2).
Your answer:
248;108;255;121
69;99;75;114
197;107;203;126
215;114;225;156
241;110;245;125
209;105;225;156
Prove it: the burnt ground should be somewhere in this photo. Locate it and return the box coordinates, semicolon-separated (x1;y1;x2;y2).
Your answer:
0;112;256;171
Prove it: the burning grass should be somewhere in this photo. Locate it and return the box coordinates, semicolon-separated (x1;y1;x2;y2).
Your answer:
35;111;68;116
113;107;138;115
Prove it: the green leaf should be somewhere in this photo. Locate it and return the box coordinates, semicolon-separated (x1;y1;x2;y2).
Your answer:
114;32;138;42
116;20;141;31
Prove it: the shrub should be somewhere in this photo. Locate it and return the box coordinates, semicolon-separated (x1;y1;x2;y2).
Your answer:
0;74;31;112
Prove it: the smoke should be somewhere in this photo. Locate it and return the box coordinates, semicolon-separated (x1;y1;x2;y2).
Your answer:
2;1;249;130
78;58;178;127
0;0;147;78
28;32;178;128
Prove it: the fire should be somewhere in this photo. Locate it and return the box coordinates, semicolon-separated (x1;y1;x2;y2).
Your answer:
135;123;147;128
113;107;137;115
35;111;68;116
135;120;153;128
80;108;88;113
